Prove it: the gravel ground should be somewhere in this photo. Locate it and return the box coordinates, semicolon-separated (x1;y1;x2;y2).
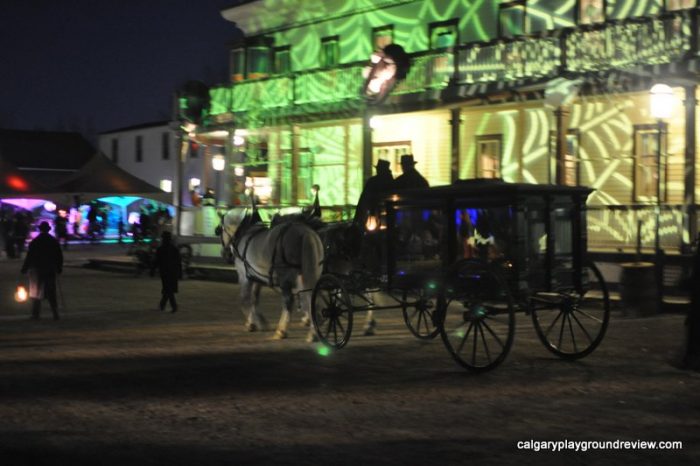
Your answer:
1;245;699;465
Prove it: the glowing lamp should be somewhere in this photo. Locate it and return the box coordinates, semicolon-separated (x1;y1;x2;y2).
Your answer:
365;215;379;231
15;285;28;303
160;179;172;193
234;166;245;177
233;135;245;146
650;84;673;120
212;155;225;171
43;201;57;212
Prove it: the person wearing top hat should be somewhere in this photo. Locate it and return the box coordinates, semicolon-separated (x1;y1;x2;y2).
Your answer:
21;221;63;320
393;154;429;191
152;231;182;313
354;159;394;227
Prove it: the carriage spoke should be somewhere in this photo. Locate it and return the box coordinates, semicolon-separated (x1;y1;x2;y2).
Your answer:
543;310;565;339
557;313;567;350
570;311;594;344
574;307;605;324
567;312;578;353
335;317;346;337
478;323;492;363
471;321;478;366
480;319;505;349
456;321;475;355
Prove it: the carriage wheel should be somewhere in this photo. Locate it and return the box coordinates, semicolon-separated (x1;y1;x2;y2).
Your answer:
530;261;610;360
311;274;354;349
402;287;440;340
438;261;515;372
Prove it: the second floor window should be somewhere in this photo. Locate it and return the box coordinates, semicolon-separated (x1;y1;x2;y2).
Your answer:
579;0;606;24
320;36;339;68
549;130;580;186
230;48;245;82
274;46;291;75
372;25;394;51
135;135;143;163
476;135;502;179
499;1;528;38
162;132;170;160
111;138;119;164
666;0;696;10
429;20;458;50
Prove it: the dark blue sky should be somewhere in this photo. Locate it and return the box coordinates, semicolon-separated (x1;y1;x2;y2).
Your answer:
0;1;242;136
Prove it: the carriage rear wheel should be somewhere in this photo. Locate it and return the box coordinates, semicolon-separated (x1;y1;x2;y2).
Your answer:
402;287;440;340
530;261;610;360
438;260;515;372
311;274;354;349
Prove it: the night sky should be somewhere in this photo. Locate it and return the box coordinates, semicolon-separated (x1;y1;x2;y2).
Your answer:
0;0;243;138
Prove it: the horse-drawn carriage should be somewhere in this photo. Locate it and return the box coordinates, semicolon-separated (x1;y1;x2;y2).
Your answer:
311;179;610;372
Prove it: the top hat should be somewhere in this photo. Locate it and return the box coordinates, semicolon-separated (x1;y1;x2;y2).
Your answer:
375;159;391;170
38;221;51;232
400;154;417;165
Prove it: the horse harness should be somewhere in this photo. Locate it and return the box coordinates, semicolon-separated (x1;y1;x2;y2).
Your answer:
230;217;302;287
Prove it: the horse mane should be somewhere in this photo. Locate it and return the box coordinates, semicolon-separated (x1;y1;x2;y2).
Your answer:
270;212;325;231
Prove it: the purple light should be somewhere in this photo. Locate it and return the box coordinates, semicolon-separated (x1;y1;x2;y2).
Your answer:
1;198;47;210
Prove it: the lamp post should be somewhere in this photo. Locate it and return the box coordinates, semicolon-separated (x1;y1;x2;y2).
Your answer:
649;83;674;312
212;154;225;206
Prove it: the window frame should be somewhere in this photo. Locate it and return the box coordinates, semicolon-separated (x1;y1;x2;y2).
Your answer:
428;19;459;50
273;45;291;75
633;123;667;203
548;129;581;186
498;0;528;39
475;134;503;179
135;135;143;163
320;35;340;68
372;25;394;51
576;0;607;25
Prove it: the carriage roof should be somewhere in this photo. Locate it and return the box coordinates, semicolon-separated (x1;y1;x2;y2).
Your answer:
384;179;593;206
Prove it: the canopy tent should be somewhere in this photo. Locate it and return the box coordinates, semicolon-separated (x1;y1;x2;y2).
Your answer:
47;153;171;205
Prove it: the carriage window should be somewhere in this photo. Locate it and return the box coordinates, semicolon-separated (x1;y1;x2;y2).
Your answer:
634;125;665;202
455;206;512;262
476;135;502;179
393;208;446;274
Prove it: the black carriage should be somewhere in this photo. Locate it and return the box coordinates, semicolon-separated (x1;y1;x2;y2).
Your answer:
311;179;610;372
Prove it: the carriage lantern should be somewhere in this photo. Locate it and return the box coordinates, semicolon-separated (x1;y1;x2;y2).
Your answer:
15;284;28;303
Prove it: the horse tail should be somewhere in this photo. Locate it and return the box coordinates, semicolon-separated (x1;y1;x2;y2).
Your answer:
300;227;324;289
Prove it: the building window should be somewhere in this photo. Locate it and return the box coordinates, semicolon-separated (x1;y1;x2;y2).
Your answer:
634;125;666;202
162;132;170;160
665;0;696;11
320;36;339;68
111;138;119;164
230;47;245;82
372;25;394;51
476;135;502;179
429;20;458;50
273;46;291;75
135;135;143;163
247;42;271;80
578;0;606;24
549;130;580;186
498;1;528;38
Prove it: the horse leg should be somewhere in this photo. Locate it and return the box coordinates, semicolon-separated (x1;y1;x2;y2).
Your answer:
272;280;294;340
362;291;377;336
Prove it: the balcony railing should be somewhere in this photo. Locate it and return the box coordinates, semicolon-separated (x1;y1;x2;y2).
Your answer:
214;8;697;114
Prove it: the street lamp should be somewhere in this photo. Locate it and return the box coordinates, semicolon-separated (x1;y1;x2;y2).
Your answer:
212;154;225;206
649;83;674;312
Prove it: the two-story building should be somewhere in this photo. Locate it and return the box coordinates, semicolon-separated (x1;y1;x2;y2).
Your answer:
184;0;700;255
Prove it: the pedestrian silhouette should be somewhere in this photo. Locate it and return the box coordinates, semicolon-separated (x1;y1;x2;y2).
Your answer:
393;154;429;190
152;231;182;313
21;221;63;320
354;159;394;228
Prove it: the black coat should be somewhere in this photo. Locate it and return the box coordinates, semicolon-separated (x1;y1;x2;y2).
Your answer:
355;172;394;224
21;233;63;275
393;168;429;190
154;242;182;293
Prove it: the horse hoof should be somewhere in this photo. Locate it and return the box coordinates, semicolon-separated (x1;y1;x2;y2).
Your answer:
306;332;319;343
363;320;377;336
272;329;287;340
245;323;258;332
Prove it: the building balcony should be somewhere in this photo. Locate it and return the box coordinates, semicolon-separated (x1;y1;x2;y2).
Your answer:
208;8;698;118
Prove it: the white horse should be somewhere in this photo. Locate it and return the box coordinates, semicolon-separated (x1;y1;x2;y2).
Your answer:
219;208;324;341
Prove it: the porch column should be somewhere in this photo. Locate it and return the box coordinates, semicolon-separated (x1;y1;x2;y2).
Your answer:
450;108;461;183
554;106;570;185
362;110;373;184
685;85;697;250
291;124;300;205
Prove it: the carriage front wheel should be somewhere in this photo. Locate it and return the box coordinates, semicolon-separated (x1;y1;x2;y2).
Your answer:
530;261;610;360
438;260;515;372
402;287;440;340
311;274;354;349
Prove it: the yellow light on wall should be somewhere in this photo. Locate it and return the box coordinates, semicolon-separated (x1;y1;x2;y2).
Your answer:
160;179;172;192
650;83;674;120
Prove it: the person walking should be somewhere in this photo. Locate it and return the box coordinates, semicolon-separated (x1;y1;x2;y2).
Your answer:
152;231;182;313
354;159;394;228
393;154;429;190
20;221;63;320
